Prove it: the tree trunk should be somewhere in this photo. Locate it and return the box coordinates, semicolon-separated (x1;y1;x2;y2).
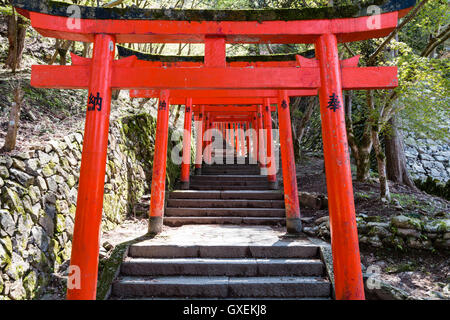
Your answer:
372;129;391;201
2;87;23;152
5;8;28;72
345;91;373;182
367;91;391;201
291;96;317;162
385;116;416;188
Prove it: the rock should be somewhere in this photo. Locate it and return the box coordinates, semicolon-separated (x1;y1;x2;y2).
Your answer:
419;153;434;161
37;151;53;165
36;176;47;192
0;166;9;179
11;158;26;171
302;226;318;237
299;192;327;210
434;239;450;249
24;158;40;176
42;163;55;178
0;177;4;188
315;216;329;225
99;247;108;259
22;270;38;298
6;252;29;280
44;192;56;205
0;156;13;169
46;177;58;193
14;152;32;161
0;243;9;268
396;228;421;238
368;235;383;247
66;175;76;188
391;215;423;230
0;211;15;237
423;219;450;233
406;237;433;250
31;226;50;252
28;186;40;205
368;224;391;238
9;169;34;187
444;233;450;240
8;279;26;300
38;213;54;238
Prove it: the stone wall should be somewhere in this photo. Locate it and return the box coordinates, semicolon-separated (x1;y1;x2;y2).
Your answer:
404;136;450;183
0;113;180;300
304;214;450;251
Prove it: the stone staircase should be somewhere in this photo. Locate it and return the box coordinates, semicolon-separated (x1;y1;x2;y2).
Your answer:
114;147;332;300
164;154;286;227
110;225;332;299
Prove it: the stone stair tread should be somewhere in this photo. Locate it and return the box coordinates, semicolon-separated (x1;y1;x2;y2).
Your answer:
116;276;328;284
112;276;331;298
121;257;324;277
123;257;323;264
129;244;319;259
167;199;285;208
163;217;285;226
166;208;285;217
190;186;271;190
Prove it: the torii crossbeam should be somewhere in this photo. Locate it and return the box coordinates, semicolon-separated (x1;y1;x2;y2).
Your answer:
11;0;417;301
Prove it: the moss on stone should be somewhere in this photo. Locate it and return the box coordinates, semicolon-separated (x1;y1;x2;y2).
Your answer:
12;0;415;21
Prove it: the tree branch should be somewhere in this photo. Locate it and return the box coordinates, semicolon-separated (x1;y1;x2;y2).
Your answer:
367;0;429;66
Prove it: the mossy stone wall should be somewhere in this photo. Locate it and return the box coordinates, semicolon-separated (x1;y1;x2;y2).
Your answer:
0;112;178;300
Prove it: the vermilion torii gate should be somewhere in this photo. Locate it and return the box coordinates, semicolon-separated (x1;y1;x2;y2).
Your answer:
11;0;416;300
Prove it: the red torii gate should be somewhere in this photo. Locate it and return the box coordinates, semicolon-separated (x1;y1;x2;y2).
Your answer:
11;0;416;300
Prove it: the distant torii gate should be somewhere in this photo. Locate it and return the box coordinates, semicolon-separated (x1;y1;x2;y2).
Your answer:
11;0;416;300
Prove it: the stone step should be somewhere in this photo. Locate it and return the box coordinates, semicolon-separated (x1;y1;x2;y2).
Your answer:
128;244;320;259
201;171;261;176
163;216;285;227
190;185;271;190
191;175;268;182
112;276;331;298
190;181;270;187
169;190;284;200
120;258;324;277
113;297;332;300
166;208;285;217
203;164;259;170
166;199;285;208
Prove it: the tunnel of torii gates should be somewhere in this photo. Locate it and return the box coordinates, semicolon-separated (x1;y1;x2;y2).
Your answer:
12;0;417;300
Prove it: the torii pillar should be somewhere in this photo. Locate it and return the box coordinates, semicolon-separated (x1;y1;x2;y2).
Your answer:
67;34;115;300
180;98;193;189
278;91;301;234
148;90;170;234
264;98;278;189
195;106;205;175
316;34;364;300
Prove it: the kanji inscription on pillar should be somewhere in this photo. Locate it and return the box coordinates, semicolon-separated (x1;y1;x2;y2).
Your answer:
87;92;103;111
327;93;341;112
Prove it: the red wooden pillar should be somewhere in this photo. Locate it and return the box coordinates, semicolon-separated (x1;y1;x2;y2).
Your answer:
195;106;204;175
234;123;239;156
251;115;258;164
240;123;245;157
316;34;365;300
278;91;302;234
264;98;277;189
257;105;265;168
67;34;115;300
246;122;250;159
180;98;193;189
148;90;170;234
205;113;212;164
